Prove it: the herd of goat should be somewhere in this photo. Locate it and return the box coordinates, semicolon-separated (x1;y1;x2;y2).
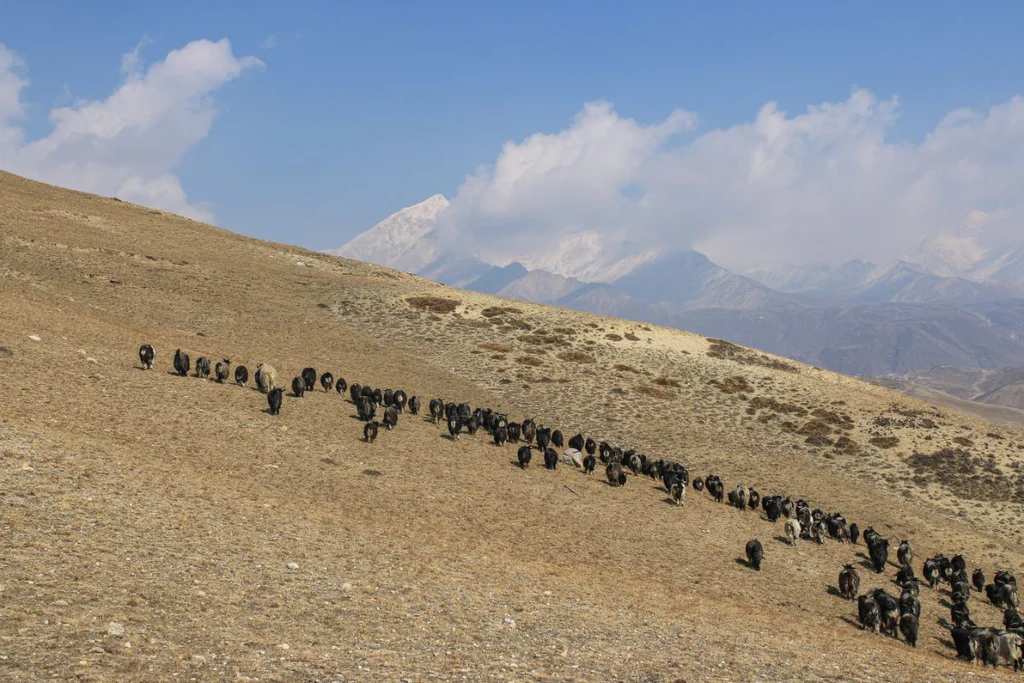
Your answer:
140;343;1024;670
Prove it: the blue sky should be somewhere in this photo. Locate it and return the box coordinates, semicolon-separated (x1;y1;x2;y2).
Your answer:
3;2;1024;261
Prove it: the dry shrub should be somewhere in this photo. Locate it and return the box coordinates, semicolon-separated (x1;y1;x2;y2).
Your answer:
554;327;575;335
908;448;1018;501
481;306;522;317
501;317;533;331
479;342;512;353
797;420;832;437
805;435;834;447
614;364;638;373
716;376;751;394
558;351;597;364
833;436;860;455
624;333;640;341
953;436;974;448
516;355;545;367
988;432;1005;440
750;396;807;417
810;407;854;430
406;296;459;314
869;436;900;449
635;385;672;400
519;333;568;346
605;333;623;341
523;347;547;355
652;376;680;388
706;338;798;373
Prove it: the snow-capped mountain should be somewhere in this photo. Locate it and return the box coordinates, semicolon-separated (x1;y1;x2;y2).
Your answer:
744;258;1022;305
329;194;449;273
967;244;1024;289
907;215;989;277
329;195;1024;375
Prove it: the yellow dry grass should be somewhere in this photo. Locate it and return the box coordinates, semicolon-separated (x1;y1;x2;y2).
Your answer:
1;170;1023;681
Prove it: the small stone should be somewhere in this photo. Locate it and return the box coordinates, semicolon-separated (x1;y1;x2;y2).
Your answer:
107;622;125;638
286;562;299;570
278;643;290;650
28;335;41;342
53;599;68;607
280;426;288;432
78;349;88;356
340;582;353;592
85;357;98;364
191;654;207;665
90;646;105;654
543;590;552;597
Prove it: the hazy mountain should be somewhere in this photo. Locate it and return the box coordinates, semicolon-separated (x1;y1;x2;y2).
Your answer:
968;244;1024;289
418;252;493;289
613;250;803;311
676;300;1024;376
464;262;529;295
745;258;1020;305
498;269;586;304
333;195;1024;376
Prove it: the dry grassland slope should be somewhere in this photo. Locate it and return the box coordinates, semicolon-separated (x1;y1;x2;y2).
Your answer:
1;170;1023;681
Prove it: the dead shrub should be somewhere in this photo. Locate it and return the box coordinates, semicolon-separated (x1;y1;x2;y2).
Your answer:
605;333;623;341
953;436;974;448
869;436;900;449
635;385;672;400
750;396;807;417
613;364;639;373
716;376;751;394
810;407;855;430
652;376;681;388
558;351;597;364
516;355;545;367
833;436;860;455
406;296;459;314
479;342;512;353
624;333;640;341
481;306;522;317
519;334;568;346
908;448;1018;502
805;435;834;447
797;420;832;437
706;338;799;372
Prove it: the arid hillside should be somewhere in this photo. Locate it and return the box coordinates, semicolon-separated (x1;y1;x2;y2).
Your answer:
2;170;1024;681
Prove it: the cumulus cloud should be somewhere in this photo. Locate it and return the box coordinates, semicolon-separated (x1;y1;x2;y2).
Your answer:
442;90;1024;273
0;38;261;222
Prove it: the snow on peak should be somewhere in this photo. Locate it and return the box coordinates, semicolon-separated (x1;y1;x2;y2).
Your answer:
330;194;449;272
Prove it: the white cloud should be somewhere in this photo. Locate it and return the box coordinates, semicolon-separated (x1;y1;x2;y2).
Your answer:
0;38;262;222
260;35;278;50
121;36;154;78
0;44;28;148
442;90;1024;273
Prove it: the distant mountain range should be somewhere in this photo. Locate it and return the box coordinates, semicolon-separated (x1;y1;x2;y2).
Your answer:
329;195;1024;376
